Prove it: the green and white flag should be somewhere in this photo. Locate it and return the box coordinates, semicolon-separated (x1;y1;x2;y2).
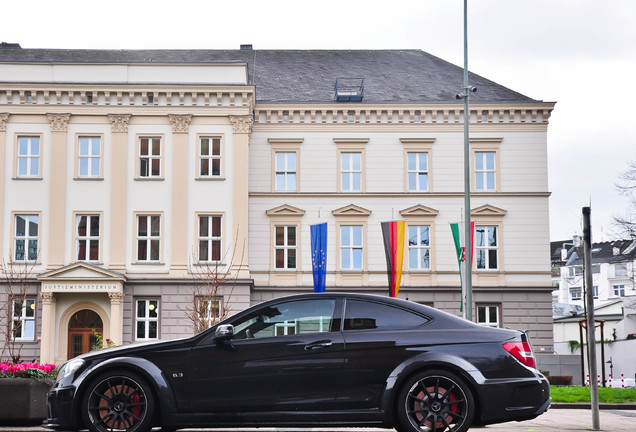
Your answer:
450;222;474;315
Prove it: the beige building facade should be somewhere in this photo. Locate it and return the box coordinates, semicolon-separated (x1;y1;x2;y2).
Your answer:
0;46;555;364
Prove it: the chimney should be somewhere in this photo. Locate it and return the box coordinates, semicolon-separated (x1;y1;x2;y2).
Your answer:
240;44;253;51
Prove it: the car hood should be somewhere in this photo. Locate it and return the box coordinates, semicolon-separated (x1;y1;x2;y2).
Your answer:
72;336;193;362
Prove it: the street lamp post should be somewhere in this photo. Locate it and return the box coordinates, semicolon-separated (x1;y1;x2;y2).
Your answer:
583;207;600;430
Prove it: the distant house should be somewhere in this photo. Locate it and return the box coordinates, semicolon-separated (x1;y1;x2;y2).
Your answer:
554;239;636;309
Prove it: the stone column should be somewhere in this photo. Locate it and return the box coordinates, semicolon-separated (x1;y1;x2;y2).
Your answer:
229;116;252;279
108;292;124;345
47;114;71;268
108;115;131;270
39;292;56;364
168;115;192;273
0;114;8;250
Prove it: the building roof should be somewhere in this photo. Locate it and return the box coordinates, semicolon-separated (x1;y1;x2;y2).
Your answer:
0;47;539;104
562;239;636;266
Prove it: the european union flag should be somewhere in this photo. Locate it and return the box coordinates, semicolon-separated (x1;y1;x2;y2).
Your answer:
311;223;327;293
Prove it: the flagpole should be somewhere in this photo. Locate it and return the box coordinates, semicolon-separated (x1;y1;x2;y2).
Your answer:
462;0;473;321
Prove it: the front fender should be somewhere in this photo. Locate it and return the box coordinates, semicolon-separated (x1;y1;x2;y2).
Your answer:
379;351;484;421
74;356;177;426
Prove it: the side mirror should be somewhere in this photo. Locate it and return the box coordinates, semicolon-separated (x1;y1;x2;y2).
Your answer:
215;324;234;341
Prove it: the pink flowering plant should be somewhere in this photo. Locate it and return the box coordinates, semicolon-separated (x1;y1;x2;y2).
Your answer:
0;362;56;382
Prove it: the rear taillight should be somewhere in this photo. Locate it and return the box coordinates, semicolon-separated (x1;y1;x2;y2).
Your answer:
502;341;537;369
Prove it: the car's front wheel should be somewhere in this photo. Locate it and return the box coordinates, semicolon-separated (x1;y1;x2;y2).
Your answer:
396;369;474;432
81;370;155;432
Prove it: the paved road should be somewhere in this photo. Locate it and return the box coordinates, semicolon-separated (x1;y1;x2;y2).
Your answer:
1;409;635;432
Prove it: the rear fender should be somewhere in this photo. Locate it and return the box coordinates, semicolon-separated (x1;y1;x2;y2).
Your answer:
74;356;176;426
380;352;485;421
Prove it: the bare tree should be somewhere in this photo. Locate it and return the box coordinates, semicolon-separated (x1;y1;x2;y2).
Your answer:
183;232;246;334
614;160;636;237
1;256;38;363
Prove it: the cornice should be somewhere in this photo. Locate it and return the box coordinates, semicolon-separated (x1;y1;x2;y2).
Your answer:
250;191;552;198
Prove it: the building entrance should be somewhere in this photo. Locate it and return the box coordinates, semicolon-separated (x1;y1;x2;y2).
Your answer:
67;309;103;359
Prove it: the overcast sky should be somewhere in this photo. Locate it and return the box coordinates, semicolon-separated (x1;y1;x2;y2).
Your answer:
3;0;635;243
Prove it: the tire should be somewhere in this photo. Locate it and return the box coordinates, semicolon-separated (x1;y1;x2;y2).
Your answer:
81;370;155;432
395;369;475;432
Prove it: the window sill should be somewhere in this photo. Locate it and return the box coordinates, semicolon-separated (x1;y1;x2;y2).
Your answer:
12;177;43;181
74;177;104;181
134;177;164;181
196;177;226;181
132;261;165;265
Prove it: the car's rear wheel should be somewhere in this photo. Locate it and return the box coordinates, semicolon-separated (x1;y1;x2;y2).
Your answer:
396;369;474;432
81;370;155;432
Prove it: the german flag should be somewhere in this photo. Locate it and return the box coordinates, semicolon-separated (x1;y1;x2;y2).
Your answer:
381;221;405;298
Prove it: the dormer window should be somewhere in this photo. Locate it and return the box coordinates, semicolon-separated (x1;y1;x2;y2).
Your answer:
335;78;364;102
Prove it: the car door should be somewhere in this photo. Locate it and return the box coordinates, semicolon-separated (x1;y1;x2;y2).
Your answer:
339;299;431;409
187;297;345;413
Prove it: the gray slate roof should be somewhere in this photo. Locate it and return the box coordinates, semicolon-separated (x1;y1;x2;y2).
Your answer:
0;47;538;104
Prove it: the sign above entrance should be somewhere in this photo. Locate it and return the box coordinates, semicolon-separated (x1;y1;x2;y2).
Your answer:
42;282;121;292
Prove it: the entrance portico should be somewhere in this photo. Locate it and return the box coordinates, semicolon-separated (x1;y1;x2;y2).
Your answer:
37;263;125;364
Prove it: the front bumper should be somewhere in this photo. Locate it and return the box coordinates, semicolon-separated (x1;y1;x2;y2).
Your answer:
44;385;79;430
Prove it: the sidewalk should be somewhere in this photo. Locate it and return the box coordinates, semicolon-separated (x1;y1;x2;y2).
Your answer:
1;408;635;432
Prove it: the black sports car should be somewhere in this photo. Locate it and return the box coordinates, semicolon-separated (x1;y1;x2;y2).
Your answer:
46;293;550;432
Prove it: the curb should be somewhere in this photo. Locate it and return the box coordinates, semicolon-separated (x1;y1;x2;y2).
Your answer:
551;402;636;410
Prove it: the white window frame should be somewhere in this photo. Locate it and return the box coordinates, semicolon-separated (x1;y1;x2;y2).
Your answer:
570;287;582;300
198;215;222;263
135;299;159;341
614;284;626;297
14;214;39;263
475;151;496;192
198;297;222;328
138;136;162;179
340;225;363;270
407;152;429;192
477;304;500;328
77;136;102;178
136;215;161;262
16;136;41;178
76;214;100;262
199;136;222;178
275;152;297;192
340;152;362;192
475;225;499;270
593;285;599;299
275;225;297;270
408;225;431;270
11;297;36;341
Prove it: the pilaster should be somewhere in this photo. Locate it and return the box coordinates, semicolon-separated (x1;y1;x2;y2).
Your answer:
39;292;56;364
108;115;131;270
229;115;252;278
169;115;191;272
47;114;71;268
0;114;8;255
108;292;124;346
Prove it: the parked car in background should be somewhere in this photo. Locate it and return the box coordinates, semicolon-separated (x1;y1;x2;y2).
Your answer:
46;293;550;432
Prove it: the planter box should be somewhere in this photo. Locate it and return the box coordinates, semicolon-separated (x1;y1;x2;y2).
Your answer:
0;378;51;425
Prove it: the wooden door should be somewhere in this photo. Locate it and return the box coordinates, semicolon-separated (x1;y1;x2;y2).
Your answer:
67;309;103;359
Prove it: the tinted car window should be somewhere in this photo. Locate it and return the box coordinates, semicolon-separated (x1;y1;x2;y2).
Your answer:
233;299;336;339
343;300;429;330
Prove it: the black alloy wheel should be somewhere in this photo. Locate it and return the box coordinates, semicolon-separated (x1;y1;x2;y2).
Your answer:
82;371;155;432
396;369;474;432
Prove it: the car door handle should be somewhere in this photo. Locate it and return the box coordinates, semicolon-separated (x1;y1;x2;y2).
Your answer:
304;340;333;351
